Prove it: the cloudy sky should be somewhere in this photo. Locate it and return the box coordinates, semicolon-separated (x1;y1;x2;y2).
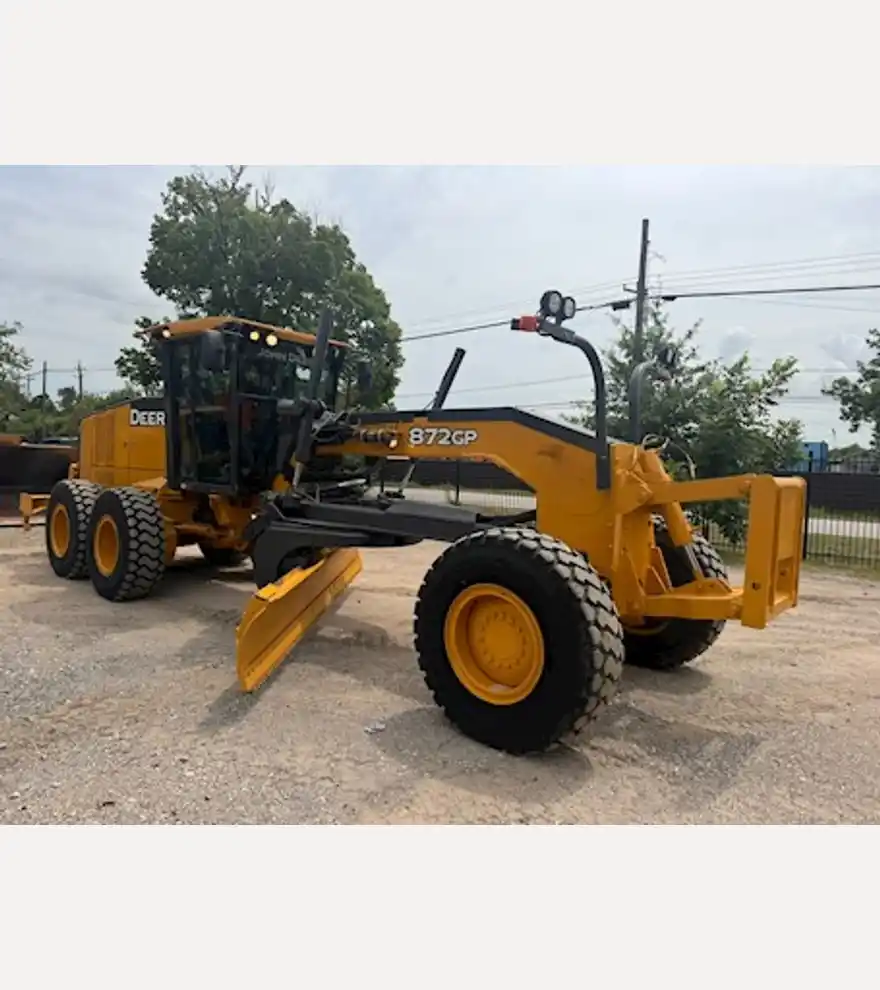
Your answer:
1;164;878;445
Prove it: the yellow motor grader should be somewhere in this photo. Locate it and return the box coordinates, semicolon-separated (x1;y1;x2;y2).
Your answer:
30;294;806;754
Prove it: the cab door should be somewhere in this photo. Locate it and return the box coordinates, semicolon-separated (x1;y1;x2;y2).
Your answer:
163;333;237;494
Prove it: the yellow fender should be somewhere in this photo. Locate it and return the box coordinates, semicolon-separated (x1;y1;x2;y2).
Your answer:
235;548;363;692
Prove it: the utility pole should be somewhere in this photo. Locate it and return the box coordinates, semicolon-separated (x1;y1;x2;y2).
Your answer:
77;361;84;400
632;218;650;365
40;361;48;442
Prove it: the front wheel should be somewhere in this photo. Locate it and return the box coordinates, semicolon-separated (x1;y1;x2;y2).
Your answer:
414;527;625;755
623;524;727;671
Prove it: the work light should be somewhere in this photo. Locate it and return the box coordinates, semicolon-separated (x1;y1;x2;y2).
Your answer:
539;290;563;318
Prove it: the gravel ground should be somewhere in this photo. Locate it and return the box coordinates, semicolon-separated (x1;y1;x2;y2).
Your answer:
1;526;879;824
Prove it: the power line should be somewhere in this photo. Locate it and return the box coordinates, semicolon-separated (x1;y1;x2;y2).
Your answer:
402;276;636;333
22;365;116;380
722;295;880;316
651;262;880;292
514;394;844;413
399;280;880;345
645;252;880;289
17;254;880;360
403;250;880;334
396;373;591;400
400;296;625;342
654;282;880;303
394;365;862;403
400;318;509;342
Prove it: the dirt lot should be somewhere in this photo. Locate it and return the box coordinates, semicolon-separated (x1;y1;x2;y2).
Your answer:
1;525;879;824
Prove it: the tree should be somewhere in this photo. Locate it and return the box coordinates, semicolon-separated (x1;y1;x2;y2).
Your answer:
115;316;168;396
822;327;880;451
0;321;136;438
5;386;136;440
115;166;403;406
566;304;804;541
54;387;137;434
0;321;32;427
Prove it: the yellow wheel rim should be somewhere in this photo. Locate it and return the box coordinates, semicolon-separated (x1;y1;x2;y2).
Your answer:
49;503;70;558
94;515;120;577
443;583;545;706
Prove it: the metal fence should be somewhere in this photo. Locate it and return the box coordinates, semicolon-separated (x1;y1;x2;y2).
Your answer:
700;463;880;570
375;458;880;572
698;509;880;571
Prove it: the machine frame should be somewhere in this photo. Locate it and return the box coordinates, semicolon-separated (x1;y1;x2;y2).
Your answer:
247;298;805;633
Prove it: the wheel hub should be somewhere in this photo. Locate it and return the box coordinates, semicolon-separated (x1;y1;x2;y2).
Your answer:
94;515;120;577
444;583;545;706
49;504;70;558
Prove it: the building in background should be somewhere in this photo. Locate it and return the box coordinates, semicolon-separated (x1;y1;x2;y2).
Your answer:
795;441;829;473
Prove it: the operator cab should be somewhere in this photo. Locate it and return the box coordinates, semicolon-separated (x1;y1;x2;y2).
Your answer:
152;317;346;496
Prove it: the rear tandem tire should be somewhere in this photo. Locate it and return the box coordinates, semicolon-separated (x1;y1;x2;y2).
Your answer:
414;526;625;755
86;487;166;602
45;479;102;579
623;523;728;672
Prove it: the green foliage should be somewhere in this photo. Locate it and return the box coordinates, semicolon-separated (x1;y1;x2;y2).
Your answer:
822;327;880;451
1;319;133;439
7;387;136;440
0;321;32;423
827;441;876;470
115;316;168;396
829;442;870;460
115;166;403;406
566;304;804;541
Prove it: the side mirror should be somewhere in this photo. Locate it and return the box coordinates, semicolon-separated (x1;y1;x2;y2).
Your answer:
356;360;373;395
199;330;226;372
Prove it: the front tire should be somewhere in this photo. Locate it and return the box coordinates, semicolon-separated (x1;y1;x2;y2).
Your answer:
86;487;166;601
624;523;727;671
414;527;624;755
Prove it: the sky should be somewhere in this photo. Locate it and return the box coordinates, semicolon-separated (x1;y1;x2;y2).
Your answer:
1;164;878;446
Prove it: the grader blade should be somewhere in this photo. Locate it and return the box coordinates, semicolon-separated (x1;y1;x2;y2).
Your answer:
235;548;363;692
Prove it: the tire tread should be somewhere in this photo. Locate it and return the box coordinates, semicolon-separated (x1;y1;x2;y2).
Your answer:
88;487;166;601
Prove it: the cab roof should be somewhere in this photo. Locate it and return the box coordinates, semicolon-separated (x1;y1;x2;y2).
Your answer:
148;315;348;349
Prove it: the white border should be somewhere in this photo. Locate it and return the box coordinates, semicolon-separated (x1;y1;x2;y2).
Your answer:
1;3;877;986
1;823;878;987
1;2;877;164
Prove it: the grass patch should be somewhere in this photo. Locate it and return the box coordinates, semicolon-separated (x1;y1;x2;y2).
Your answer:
806;532;880;563
702;524;880;575
717;538;880;578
